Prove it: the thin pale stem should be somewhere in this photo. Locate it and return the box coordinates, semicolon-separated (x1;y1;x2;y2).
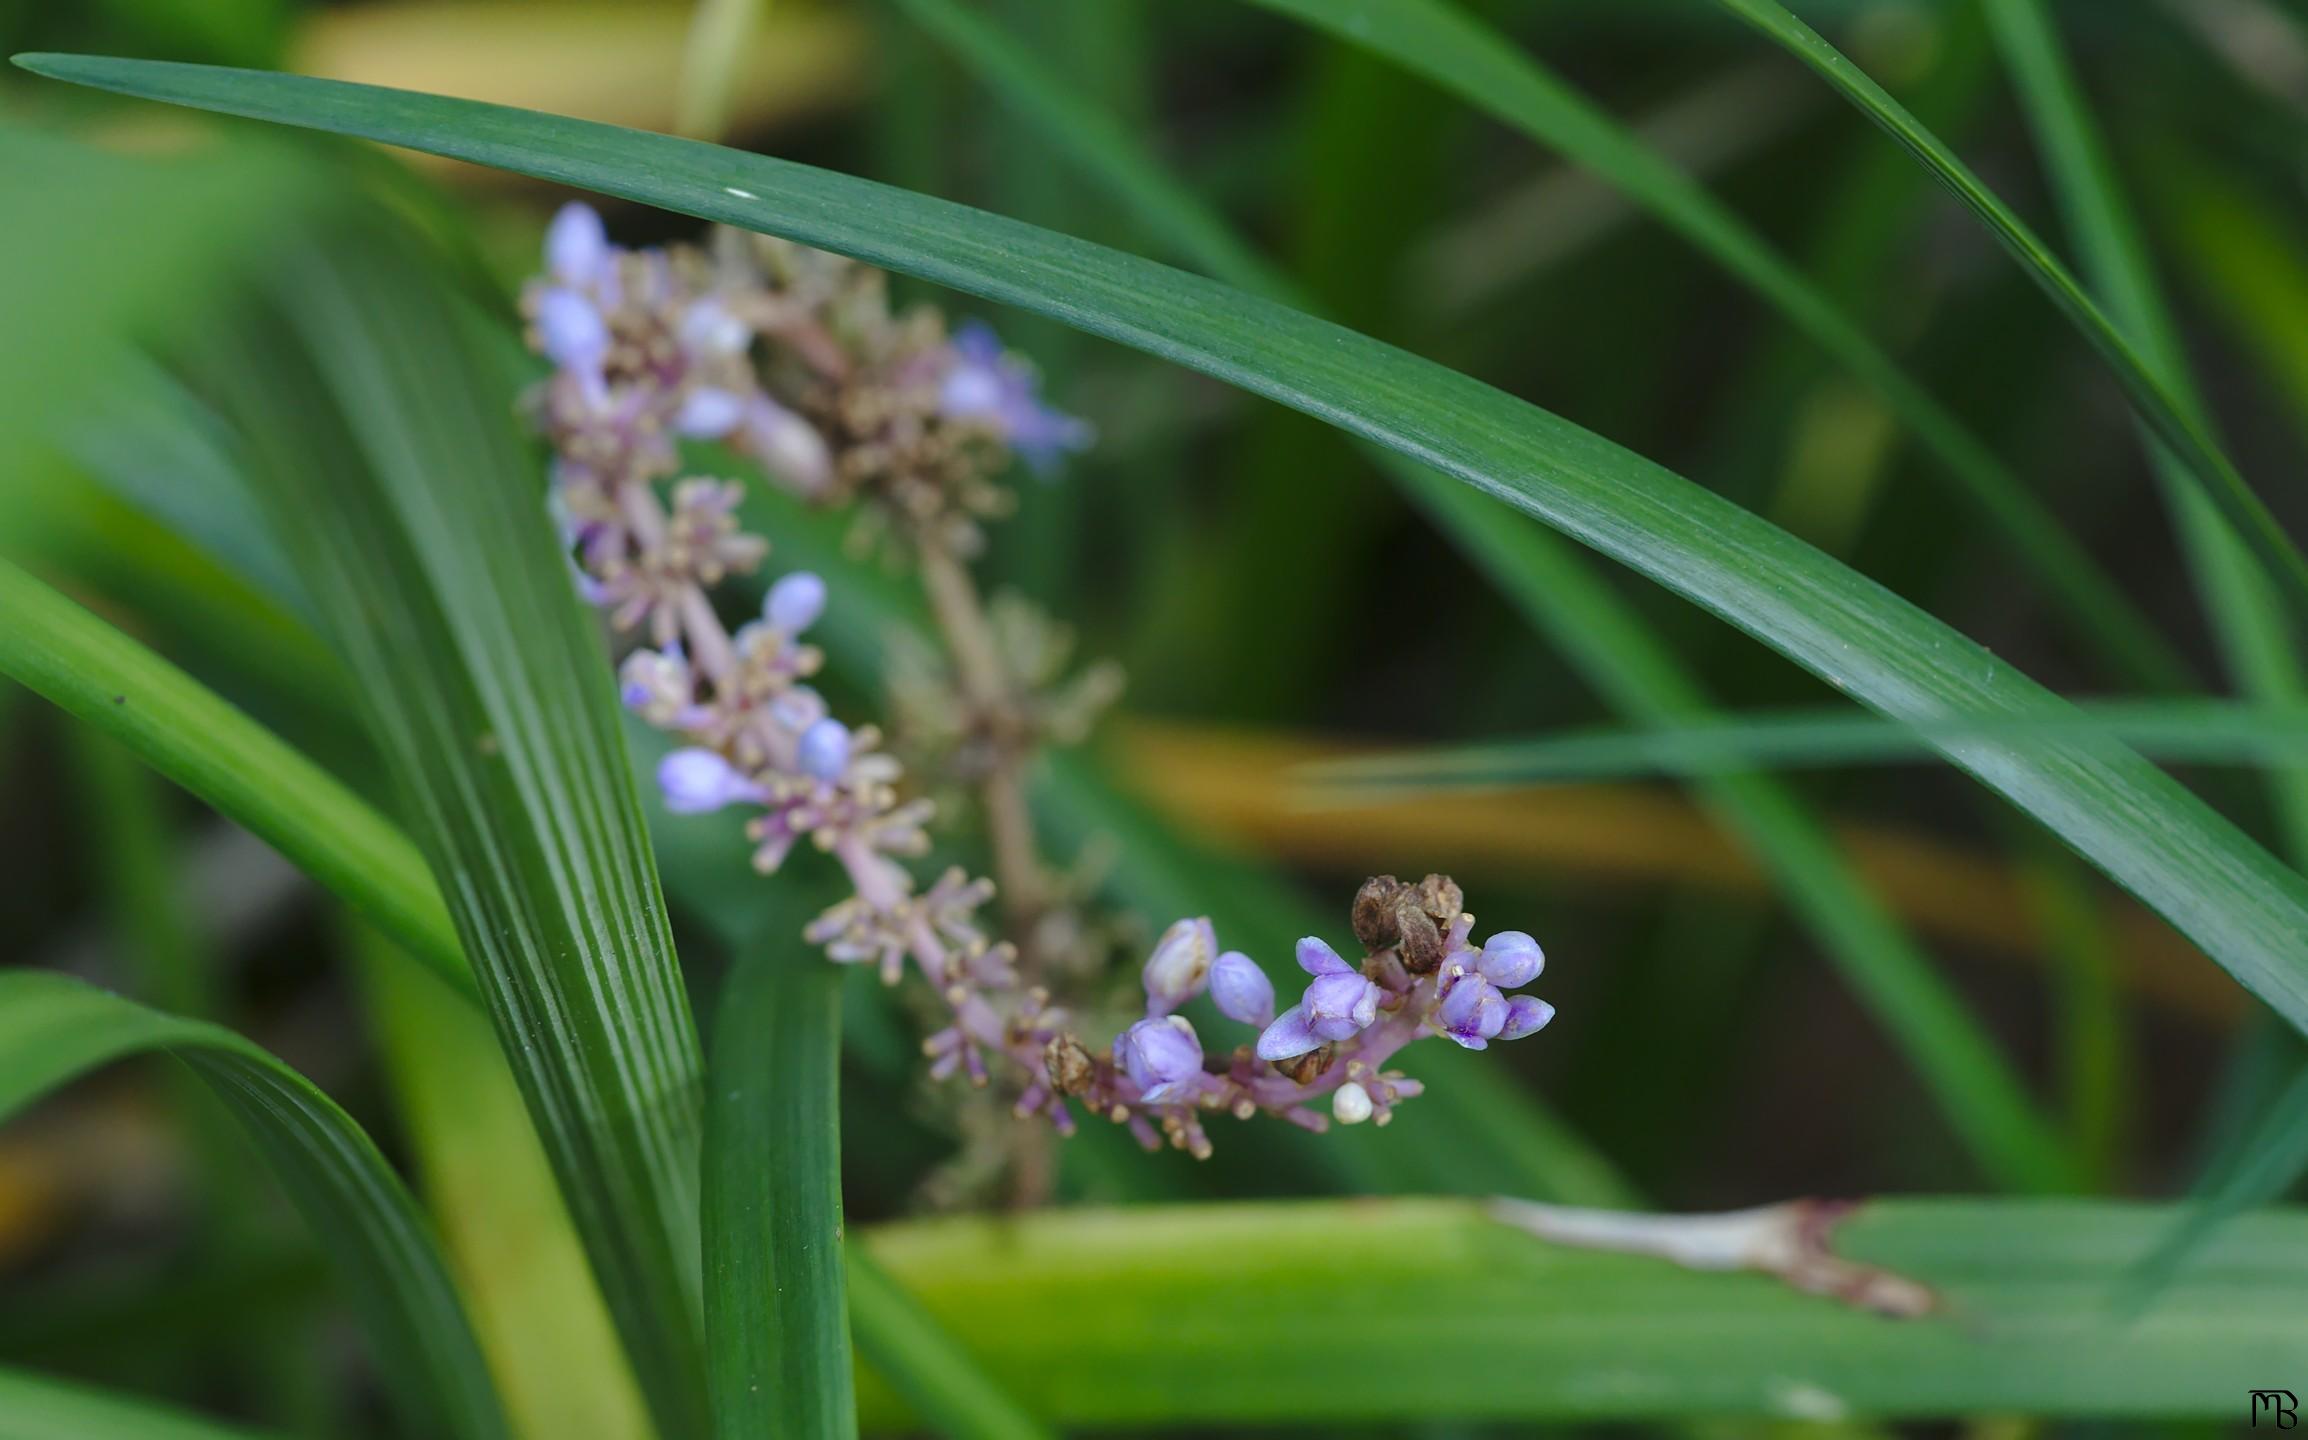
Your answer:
914;536;1053;950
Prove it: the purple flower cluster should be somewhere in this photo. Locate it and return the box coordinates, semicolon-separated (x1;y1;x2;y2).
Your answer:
523;204;1554;1158
1041;877;1555;1156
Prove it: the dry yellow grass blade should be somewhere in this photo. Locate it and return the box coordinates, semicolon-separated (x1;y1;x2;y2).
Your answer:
291;3;863;183
1115;721;2241;1026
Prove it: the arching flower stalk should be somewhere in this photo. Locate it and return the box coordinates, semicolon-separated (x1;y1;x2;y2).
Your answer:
521;202;1555;1159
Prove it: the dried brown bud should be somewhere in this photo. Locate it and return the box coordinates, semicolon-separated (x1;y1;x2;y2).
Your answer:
1274;1044;1336;1085
1414;873;1463;926
1395;906;1447;974
1044;1035;1096;1095
1351;875;1406;950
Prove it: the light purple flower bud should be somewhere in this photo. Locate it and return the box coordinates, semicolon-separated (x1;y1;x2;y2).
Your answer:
675;386;745;439
796;718;851;783
1256;1004;1321;1061
545;202;609;286
744;397;834;495
536;288;608;373
1303;971;1381;1042
1296;936;1353;977
1500;994;1556;1041
1141;917;1216;1016
764;571;827;634
680;297;750;358
1209;951;1275;1027
658;748;766;814
1438;974;1508;1050
1117;1015;1203;1105
1476;930;1545;989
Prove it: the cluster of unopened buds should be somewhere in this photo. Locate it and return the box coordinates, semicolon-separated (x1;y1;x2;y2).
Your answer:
522;202;1555;1158
1056;873;1556;1155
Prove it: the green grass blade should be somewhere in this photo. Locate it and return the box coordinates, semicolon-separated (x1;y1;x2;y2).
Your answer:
857;1196;2308;1422
1980;0;2308;863
705;941;856;1439
0;970;508;1440
845;1253;1052;1440
191;222;710;1436
1703;0;2308;622
0;561;470;998
1235;0;2186;690
0;1366;276;1440
70;360;315;624
900;0;2067;1191
357;931;654;1440
2133;1065;2308;1298
1312;701;2308;790
888;0;1276;302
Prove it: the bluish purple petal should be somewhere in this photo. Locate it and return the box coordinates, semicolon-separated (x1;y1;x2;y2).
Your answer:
1500;995;1556;1041
1295;936;1352;977
1255;1005;1322;1061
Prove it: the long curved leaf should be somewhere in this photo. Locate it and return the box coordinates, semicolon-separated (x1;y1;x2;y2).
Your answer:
1313;702;2308;790
705;940;856;1439
855;1196;2308;1423
0;970;507;1440
1702;0;2308;622
190;220;710;1435
898;0;2067;1191
1233;0;2184;690
24;56;2302;1091
356;933;655;1440
0;1366;274;1440
0;561;470;999
1979;0;2308;863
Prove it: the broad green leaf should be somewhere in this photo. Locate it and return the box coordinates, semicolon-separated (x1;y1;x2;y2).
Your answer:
856;1196;2308;1423
1311;701;2308;790
0;1366;273;1440
1980;0;2308;864
1232;0;2185;690
1702;0;2308;623
0;561;470;999
899;0;2066;1191
190;220;709;1436
845;1253;1052;1440
357;932;654;1440
705;940;857;1439
0;970;508;1440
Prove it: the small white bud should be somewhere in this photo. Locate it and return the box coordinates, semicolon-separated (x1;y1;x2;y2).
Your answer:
1331;1081;1374;1125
